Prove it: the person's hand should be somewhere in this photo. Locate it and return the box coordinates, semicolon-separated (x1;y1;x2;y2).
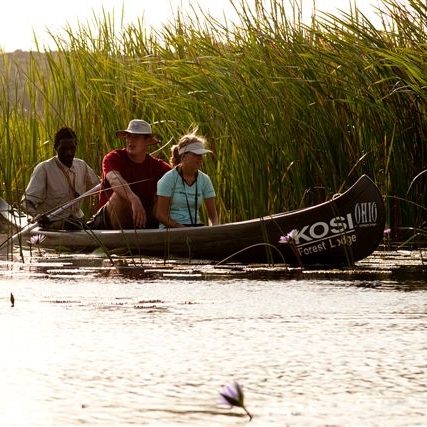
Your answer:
130;197;147;228
36;214;51;228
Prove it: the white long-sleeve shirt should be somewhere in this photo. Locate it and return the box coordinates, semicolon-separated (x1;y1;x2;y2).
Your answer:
21;156;99;220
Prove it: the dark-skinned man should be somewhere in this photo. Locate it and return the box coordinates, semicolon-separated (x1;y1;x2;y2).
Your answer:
21;127;99;229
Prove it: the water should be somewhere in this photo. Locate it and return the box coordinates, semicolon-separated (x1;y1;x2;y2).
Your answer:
1;251;426;426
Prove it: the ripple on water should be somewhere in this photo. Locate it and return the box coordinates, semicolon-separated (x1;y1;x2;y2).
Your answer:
1;251;426;426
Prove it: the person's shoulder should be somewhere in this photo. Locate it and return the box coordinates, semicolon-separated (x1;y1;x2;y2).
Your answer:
33;156;56;170
41;156;57;165
73;157;90;166
158;167;176;182
148;154;171;166
73;158;97;171
199;171;214;189
103;148;125;159
160;167;175;177
147;154;172;172
199;170;212;180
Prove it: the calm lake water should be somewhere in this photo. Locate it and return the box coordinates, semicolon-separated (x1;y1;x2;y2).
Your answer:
1;249;426;426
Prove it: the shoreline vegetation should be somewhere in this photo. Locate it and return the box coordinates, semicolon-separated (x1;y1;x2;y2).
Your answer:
0;0;426;238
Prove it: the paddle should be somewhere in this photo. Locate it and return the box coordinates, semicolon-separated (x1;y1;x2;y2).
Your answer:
0;183;101;249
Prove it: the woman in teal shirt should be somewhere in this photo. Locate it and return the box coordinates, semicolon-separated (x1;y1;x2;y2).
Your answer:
156;132;218;228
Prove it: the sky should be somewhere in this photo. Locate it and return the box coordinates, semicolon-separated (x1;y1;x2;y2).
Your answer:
0;0;388;52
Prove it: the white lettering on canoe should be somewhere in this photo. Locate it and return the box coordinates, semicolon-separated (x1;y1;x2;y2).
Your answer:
294;213;355;245
354;202;377;224
297;233;357;256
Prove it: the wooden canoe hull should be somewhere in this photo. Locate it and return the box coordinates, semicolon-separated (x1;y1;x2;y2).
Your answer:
27;175;385;266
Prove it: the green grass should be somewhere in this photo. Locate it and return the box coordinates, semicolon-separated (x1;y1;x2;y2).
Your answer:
0;0;425;229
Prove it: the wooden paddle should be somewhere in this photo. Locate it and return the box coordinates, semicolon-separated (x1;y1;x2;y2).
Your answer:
0;183;101;249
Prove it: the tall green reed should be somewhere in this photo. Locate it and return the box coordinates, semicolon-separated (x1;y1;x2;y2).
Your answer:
0;0;425;228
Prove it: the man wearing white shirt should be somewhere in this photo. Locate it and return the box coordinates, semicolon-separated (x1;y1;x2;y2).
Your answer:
21;127;99;229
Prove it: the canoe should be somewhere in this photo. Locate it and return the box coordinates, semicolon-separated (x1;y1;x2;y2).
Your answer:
2;175;385;266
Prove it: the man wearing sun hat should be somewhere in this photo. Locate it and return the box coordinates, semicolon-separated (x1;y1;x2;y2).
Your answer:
89;119;171;229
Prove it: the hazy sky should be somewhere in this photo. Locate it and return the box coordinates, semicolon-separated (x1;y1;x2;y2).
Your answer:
1;0;386;52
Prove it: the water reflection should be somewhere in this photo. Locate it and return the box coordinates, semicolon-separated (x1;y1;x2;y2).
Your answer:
0;249;426;426
2;248;426;290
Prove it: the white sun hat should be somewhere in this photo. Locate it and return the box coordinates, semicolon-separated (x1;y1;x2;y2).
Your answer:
178;142;213;155
116;119;161;144
116;119;161;141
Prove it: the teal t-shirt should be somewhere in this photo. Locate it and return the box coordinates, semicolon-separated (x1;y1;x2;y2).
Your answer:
157;168;216;228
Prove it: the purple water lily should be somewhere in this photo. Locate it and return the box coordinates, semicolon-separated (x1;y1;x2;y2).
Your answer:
28;234;46;245
278;228;304;268
27;234;46;255
219;381;252;420
279;229;298;244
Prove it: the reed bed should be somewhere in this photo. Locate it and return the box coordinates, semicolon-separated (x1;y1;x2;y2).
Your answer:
0;0;426;230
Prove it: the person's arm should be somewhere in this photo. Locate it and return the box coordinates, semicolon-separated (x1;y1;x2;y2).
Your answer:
21;164;47;217
155;195;185;228
85;164;101;189
21;199;38;217
204;197;218;226
106;170;147;228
